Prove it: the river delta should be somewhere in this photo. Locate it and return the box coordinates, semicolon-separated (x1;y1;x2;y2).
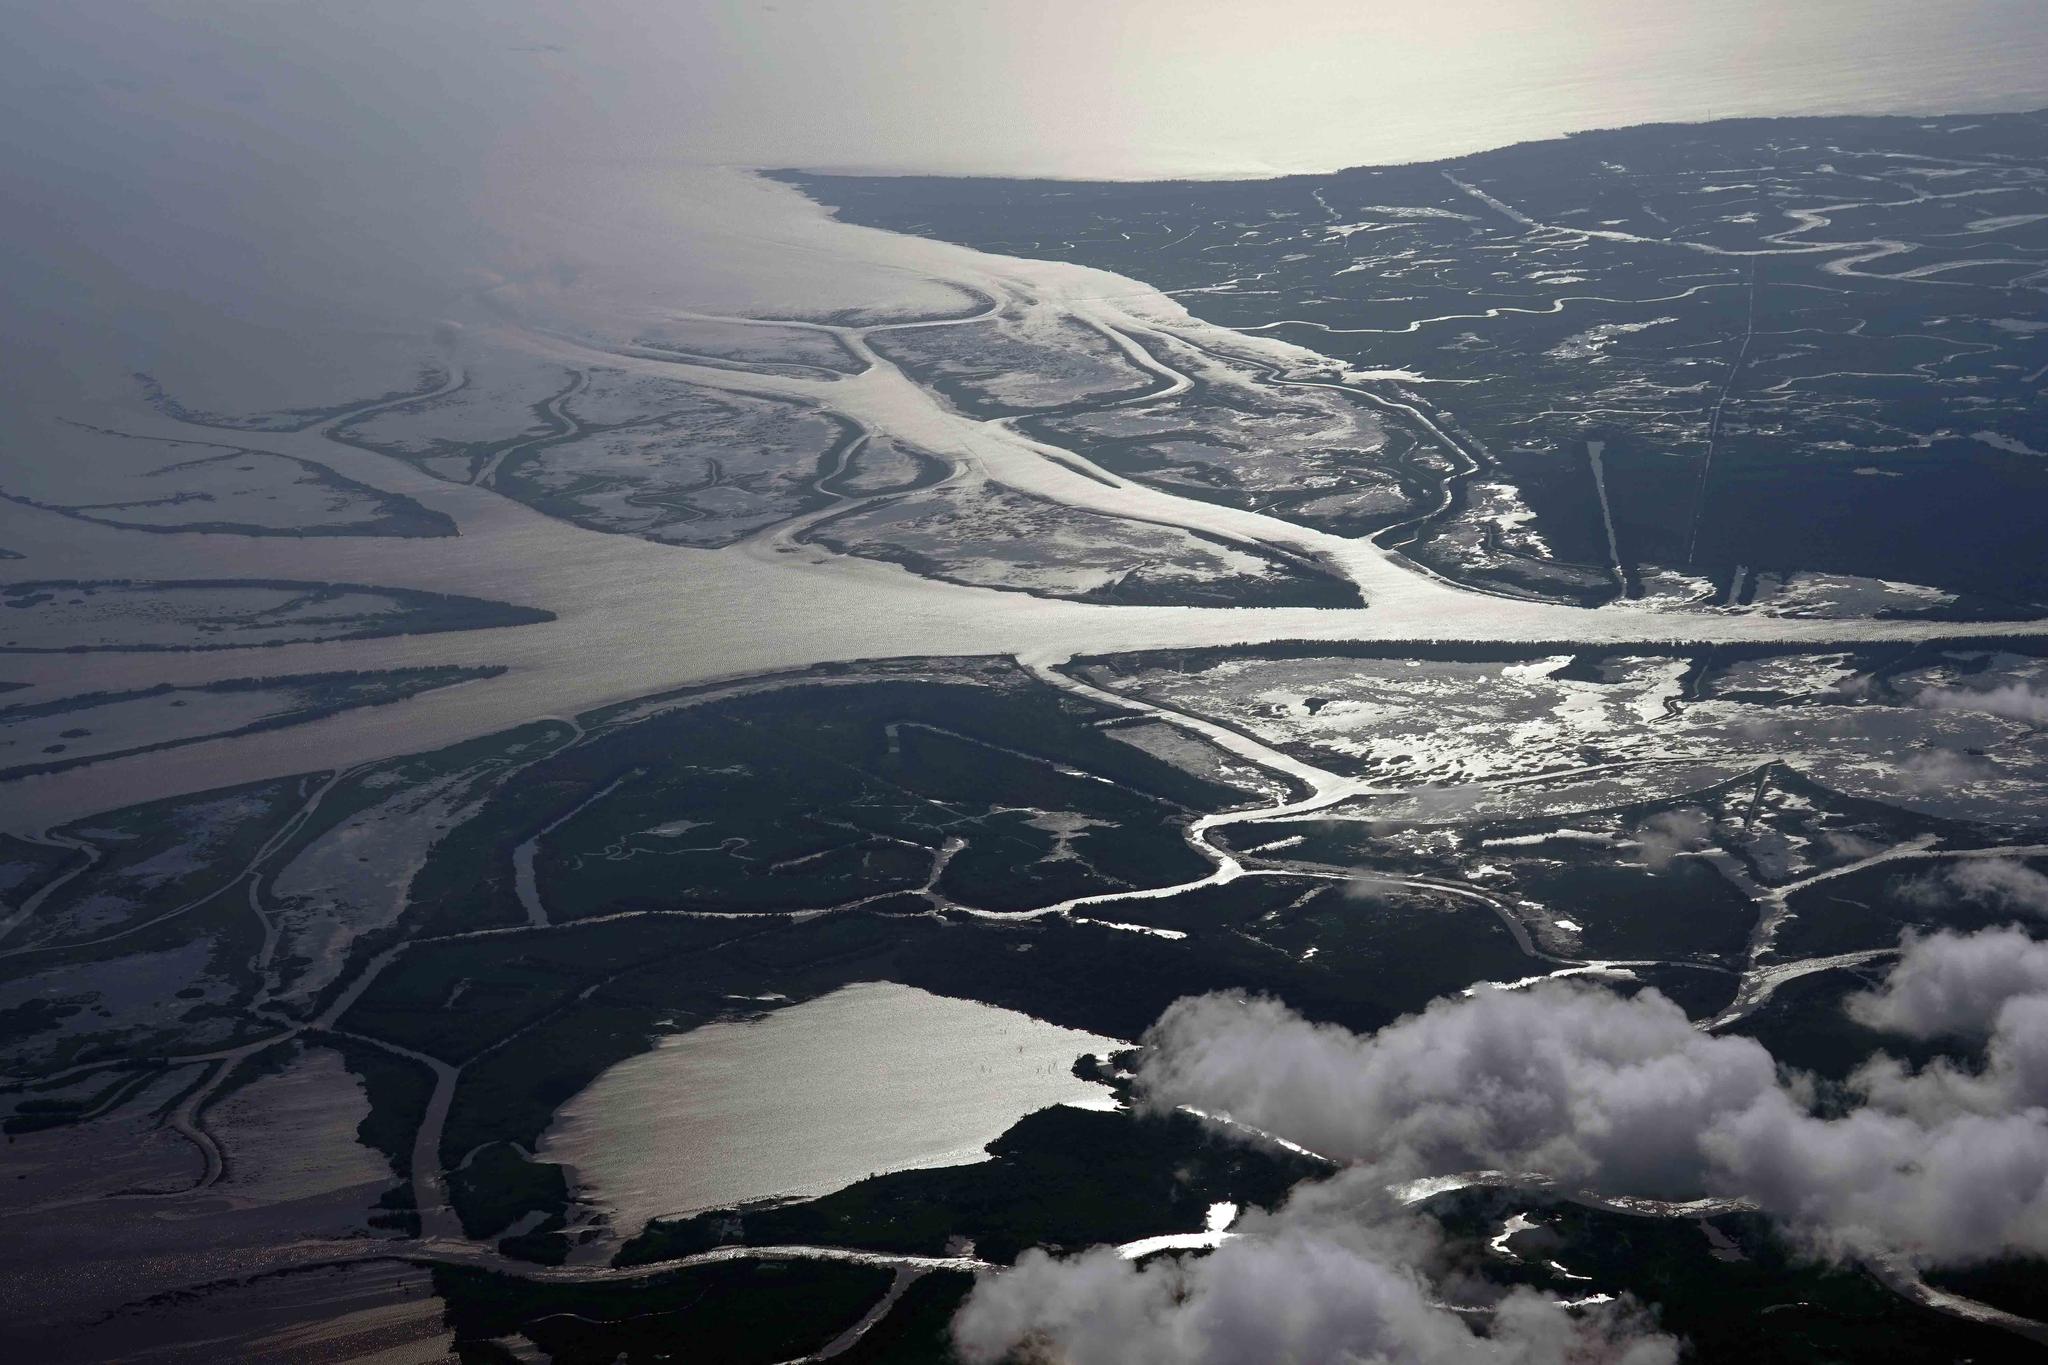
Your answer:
3;106;2048;1362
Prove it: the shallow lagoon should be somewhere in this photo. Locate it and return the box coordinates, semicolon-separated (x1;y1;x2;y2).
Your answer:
538;981;1119;1240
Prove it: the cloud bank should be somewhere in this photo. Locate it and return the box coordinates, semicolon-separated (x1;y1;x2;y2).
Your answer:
1133;969;2048;1266
1901;858;2048;919
1846;925;2048;1038
1842;927;2048;1126
956;928;2048;1360
953;1195;1677;1365
1918;682;2048;727
1137;984;1775;1200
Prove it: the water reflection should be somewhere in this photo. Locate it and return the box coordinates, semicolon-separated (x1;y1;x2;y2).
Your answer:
537;982;1120;1241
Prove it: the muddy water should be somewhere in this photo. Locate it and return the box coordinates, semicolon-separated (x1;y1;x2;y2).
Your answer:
4;167;2043;830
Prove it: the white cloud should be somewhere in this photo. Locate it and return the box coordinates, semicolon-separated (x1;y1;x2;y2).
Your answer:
1839;928;2048;1134
947;931;2048;1356
1630;809;1714;872
1900;858;2048;918
1133;976;2048;1267
948;936;2048;1357
1899;747;1996;794
1846;926;2048;1037
1702;1089;2048;1262
952;1193;1677;1365
1918;683;2048;727
1136;985;1775;1199
1817;829;1883;861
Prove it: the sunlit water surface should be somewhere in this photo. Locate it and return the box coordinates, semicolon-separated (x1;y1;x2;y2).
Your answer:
536;982;1120;1242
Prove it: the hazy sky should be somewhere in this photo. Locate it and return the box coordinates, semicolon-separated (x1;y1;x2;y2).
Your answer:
621;0;2048;176
3;1;2045;416
53;0;2041;177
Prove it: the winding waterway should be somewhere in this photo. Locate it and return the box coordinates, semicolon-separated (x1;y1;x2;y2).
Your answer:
2;170;2040;831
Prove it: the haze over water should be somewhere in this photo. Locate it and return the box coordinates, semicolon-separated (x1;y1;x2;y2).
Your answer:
5;0;2047;409
6;12;2048;1356
4;0;2048;828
